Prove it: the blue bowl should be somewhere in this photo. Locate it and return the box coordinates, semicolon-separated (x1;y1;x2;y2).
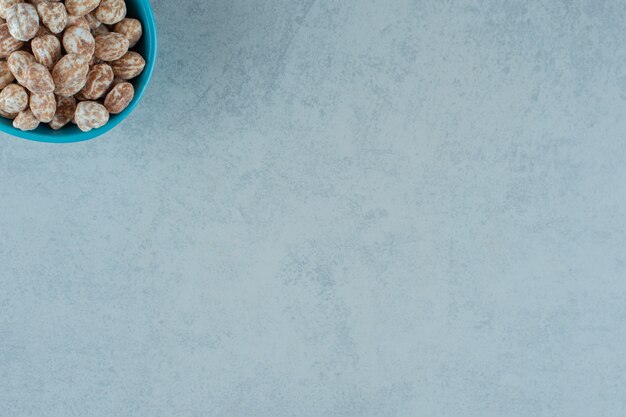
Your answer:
0;0;157;143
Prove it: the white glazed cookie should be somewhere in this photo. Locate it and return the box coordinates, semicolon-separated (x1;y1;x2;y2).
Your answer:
74;100;108;131
30;92;56;122
6;3;39;41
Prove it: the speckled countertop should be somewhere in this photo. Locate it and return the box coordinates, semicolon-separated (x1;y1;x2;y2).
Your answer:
2;1;626;415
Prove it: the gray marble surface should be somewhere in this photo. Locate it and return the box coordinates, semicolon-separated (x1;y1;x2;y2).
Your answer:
3;1;626;415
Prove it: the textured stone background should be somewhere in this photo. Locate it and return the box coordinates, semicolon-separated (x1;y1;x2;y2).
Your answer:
2;0;626;415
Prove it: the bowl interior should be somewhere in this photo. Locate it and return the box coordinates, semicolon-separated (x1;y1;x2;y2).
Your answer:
0;0;157;143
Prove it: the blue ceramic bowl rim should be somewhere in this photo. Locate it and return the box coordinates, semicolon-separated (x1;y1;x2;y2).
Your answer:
1;0;157;144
